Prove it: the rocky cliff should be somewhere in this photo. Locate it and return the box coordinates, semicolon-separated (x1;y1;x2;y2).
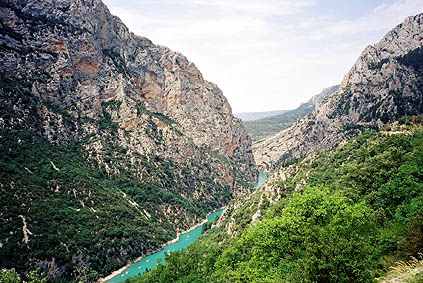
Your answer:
0;0;255;280
0;0;254;165
309;85;340;105
254;14;423;169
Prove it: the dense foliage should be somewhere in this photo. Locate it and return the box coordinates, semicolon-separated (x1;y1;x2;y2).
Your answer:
130;119;423;282
0;268;46;283
0;129;229;281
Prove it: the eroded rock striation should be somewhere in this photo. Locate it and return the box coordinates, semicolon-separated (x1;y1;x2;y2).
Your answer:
255;14;423;170
0;0;255;280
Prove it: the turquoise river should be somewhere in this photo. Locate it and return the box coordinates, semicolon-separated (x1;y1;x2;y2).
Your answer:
107;170;268;282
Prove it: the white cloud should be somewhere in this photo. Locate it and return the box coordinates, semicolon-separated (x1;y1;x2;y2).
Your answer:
144;0;317;15
308;0;423;40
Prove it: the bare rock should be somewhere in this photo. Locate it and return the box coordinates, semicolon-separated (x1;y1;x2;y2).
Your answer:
254;13;423;170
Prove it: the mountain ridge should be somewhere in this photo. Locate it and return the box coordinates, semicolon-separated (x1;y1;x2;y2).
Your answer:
0;0;256;280
244;85;339;141
254;13;423;170
234;110;289;121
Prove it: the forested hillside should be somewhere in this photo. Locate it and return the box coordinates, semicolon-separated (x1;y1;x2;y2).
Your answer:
0;0;255;280
234;110;288;121
130;117;423;283
243;85;339;142
242;102;313;142
0;128;237;281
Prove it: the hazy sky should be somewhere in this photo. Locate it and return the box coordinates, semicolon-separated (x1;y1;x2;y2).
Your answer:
103;0;423;113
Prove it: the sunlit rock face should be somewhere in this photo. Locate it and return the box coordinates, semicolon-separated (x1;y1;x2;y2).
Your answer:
0;0;256;279
254;13;423;170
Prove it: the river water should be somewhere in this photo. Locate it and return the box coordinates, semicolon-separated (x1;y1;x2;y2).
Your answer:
253;170;268;188
107;170;268;282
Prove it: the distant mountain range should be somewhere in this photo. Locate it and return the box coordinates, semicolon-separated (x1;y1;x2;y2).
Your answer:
242;85;339;141
234;110;289;121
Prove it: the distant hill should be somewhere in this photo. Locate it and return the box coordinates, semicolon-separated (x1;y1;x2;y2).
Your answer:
234;110;289;121
243;85;339;141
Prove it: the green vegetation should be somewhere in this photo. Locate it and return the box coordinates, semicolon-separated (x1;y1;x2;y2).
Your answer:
0;130;167;280
243;101;314;141
151;112;176;125
212;188;376;282
0;268;46;283
0;128;230;281
129;118;423;282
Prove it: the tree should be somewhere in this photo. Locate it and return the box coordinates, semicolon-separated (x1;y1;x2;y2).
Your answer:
0;269;21;283
0;268;46;283
214;187;376;282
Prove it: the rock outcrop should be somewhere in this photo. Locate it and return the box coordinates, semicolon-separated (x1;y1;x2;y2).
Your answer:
0;0;253;166
0;0;255;280
309;85;340;105
254;13;423;170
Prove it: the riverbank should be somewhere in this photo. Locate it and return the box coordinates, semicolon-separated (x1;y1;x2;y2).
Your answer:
98;208;223;282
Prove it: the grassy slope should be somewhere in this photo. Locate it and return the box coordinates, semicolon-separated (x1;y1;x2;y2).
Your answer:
130;117;423;283
243;102;314;142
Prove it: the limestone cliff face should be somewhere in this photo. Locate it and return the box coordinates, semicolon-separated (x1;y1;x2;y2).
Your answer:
309;85;339;105
0;0;256;188
138;48;252;163
0;0;255;280
255;14;423;169
0;0;253;166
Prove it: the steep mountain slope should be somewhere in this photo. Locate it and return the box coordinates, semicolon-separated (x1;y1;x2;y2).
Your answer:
255;14;423;169
0;0;255;280
234;110;289;121
124;15;423;283
130;118;423;283
244;85;339;141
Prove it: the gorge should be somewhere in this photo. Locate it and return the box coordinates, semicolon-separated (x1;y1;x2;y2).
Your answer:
105;170;268;282
125;12;423;283
1;1;423;283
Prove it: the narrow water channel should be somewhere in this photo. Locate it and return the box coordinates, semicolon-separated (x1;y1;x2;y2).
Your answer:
253;170;268;188
106;170;268;282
